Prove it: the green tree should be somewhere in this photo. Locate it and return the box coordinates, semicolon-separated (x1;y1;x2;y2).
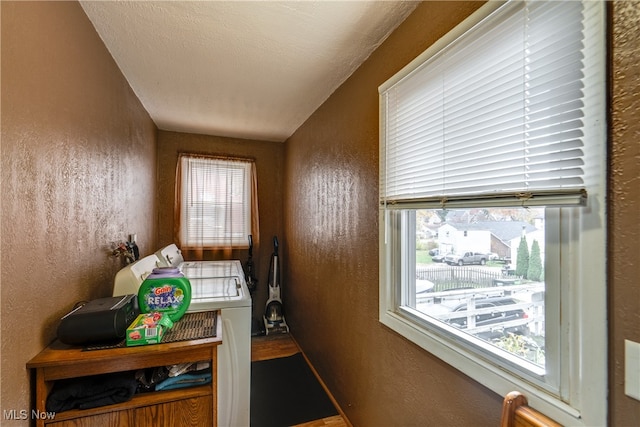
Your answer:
527;239;543;281
515;236;529;278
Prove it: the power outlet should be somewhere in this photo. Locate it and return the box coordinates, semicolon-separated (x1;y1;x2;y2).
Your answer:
625;340;640;401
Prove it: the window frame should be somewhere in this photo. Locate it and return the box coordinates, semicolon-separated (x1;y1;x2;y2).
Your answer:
178;154;254;249
378;1;607;425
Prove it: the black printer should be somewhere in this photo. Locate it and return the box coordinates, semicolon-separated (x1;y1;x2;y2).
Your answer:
57;295;139;345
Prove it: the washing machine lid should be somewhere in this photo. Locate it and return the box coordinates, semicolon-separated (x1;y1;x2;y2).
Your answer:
180;261;243;279
190;276;241;298
181;260;252;311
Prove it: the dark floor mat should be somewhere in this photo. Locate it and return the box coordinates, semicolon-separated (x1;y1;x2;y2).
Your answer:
250;352;338;427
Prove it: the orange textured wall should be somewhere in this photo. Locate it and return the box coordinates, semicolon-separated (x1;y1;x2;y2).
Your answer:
609;1;640;424
1;1;157;422
156;131;284;322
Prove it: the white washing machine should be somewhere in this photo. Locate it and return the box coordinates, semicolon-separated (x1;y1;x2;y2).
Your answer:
113;245;251;427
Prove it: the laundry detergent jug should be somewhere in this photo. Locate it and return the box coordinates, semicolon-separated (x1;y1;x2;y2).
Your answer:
138;267;191;322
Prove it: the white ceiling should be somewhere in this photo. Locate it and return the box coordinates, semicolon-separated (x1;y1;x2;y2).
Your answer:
79;1;419;142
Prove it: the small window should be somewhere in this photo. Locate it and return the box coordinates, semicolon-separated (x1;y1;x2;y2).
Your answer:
176;154;257;249
379;1;606;425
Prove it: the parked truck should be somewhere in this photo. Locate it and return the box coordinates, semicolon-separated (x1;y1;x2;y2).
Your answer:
444;251;488;266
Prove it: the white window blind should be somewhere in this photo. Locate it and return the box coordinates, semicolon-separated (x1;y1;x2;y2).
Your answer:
180;155;252;247
380;1;591;209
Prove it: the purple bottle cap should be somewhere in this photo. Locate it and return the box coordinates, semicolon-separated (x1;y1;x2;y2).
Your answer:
148;267;184;278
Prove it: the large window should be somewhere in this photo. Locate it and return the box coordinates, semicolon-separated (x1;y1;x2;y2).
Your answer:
177;153;258;249
379;1;606;425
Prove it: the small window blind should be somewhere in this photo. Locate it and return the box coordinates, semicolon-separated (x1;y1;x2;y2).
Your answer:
180;155;252;247
380;0;597;209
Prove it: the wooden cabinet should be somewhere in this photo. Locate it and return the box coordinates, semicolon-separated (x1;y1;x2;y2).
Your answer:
27;313;221;427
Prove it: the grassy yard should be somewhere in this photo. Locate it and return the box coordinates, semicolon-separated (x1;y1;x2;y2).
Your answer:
417;250;432;264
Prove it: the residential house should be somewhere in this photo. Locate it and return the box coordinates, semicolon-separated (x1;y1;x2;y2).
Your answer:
437;221;543;267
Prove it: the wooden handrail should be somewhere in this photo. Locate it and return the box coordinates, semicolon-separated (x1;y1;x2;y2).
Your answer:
500;391;562;427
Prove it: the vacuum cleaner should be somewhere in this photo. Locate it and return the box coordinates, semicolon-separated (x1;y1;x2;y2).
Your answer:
243;235;263;336
263;236;289;335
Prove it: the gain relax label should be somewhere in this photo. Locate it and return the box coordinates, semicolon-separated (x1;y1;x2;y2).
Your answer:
138;268;192;322
146;284;184;309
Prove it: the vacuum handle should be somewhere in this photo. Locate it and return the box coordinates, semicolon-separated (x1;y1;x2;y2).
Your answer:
273;236;278;255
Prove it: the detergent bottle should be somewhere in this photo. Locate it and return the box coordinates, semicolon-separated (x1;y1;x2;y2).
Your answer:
138;267;191;322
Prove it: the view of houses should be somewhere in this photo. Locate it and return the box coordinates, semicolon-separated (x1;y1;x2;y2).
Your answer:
418;208;545;270
411;208;547;367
